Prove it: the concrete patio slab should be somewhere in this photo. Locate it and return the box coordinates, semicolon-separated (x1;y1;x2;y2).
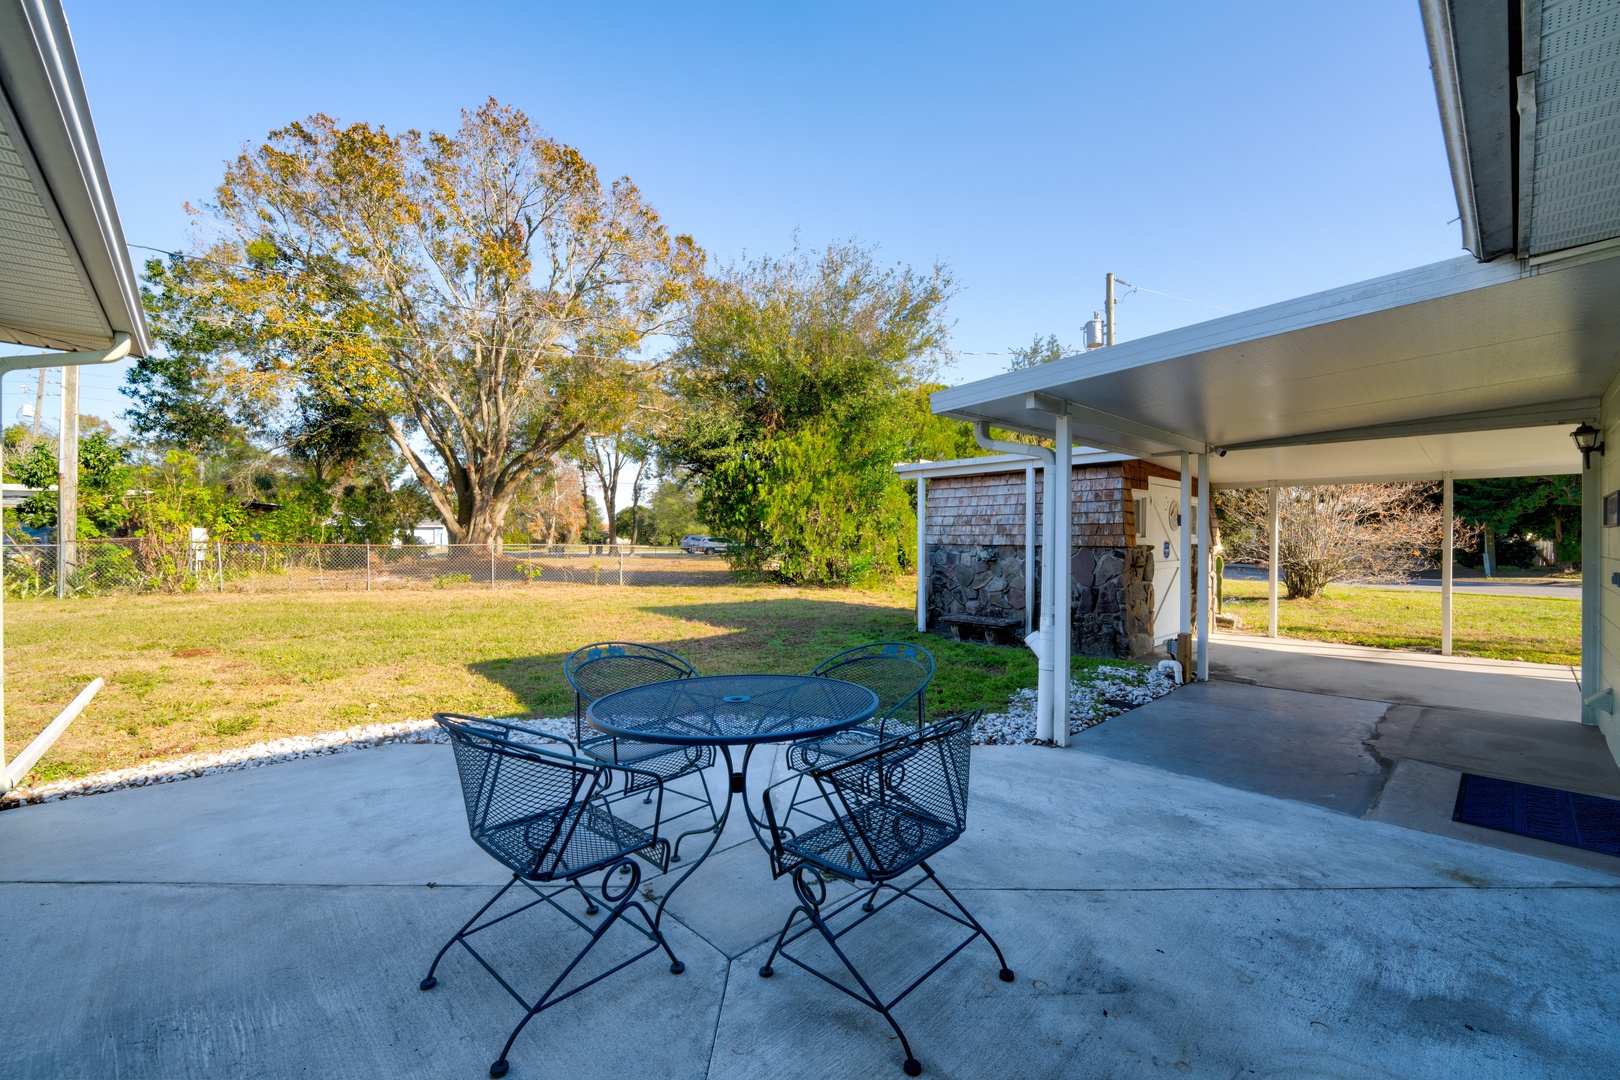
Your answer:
1208;633;1580;722
2;738;1615;1078
1368;705;1620;799
1369;758;1620;875
1069;682;1389;815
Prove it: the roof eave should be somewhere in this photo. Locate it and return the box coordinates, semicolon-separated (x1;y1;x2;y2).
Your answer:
0;0;150;357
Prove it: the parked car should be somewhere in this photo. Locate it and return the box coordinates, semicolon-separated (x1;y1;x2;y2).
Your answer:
680;535;731;555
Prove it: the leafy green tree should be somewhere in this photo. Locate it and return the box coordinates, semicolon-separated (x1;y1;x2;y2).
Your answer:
126;255;259;456
5;428;132;538
646;474;703;544
660;241;973;585
1006;334;1068;370
1451;477;1579;570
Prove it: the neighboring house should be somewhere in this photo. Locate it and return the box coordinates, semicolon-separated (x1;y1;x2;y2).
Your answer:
927;0;1620;762
412;520;449;546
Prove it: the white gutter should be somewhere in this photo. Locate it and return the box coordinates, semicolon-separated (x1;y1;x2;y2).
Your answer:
974;422;1059;742
0;330;131;375
1420;0;1480;258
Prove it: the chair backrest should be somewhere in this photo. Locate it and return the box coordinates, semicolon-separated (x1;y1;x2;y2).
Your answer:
564;642;698;736
805;708;981;879
809;642;934;731
435;713;606;880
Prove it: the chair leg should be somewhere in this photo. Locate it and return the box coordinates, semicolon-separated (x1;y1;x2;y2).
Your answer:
918;861;1015;983
419;874;520;991
487;859;683;1078
670;767;720;863
760;868;923;1076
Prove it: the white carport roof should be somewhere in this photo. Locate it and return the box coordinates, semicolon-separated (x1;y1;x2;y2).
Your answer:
930;246;1620;487
0;0;149;357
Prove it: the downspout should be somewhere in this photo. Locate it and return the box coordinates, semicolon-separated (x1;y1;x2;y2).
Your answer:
975;422;1058;742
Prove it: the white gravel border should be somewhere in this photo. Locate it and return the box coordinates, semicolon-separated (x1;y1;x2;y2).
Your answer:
1;664;1180;809
973;664;1181;745
0;715;575;810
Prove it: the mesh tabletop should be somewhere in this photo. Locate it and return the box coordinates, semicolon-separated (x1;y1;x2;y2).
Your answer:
588;675;879;747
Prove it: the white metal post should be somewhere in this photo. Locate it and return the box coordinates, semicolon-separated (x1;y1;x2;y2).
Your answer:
56;364;79;598
1195;453;1210;682
1024;465;1036;637
1581;450;1603;725
1177;452;1193;682
1053;416;1073;747
365;542;372;591
1442;473;1454;656
916;476;928;632
216;541;224;592
1267;486;1280;638
1178;454;1192;636
1036;456;1057;743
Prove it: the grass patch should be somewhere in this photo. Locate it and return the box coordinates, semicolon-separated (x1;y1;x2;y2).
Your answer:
1221;579;1578;666
3;579;1102;783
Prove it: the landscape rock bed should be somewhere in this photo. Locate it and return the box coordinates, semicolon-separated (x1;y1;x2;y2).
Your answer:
973;663;1180;745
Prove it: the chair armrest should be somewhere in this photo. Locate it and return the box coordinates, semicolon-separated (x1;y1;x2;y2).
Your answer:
435;712;578;755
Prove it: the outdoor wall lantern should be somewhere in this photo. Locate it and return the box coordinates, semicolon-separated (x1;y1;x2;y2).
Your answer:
1571;423;1605;469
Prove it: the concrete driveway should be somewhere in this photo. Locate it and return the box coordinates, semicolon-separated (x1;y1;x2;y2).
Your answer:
3;733;1616;1078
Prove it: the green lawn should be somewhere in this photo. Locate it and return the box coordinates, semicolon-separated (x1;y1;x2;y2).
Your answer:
1221;579;1579;666
4;580;1106;785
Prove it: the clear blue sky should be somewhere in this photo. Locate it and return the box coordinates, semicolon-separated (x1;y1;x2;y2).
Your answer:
43;0;1463;428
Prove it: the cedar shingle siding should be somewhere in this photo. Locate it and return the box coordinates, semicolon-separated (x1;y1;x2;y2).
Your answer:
923;460;1183;659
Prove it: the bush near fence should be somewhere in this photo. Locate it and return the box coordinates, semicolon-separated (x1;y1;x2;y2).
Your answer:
2;540;737;597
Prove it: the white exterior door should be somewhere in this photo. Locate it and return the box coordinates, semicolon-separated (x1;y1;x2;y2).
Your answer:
1142;478;1193;646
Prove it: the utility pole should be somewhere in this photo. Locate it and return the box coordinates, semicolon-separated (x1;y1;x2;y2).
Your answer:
1105;273;1117;347
56;365;79;598
30;368;49;437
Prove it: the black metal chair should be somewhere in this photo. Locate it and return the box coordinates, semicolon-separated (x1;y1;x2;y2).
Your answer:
564;641;718;859
757;709;1013;1076
784;642;935;776
420;713;685;1079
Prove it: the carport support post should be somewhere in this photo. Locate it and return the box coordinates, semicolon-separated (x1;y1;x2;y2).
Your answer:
1178;453;1193;681
1053;416;1073;746
915;475;927;632
1024;465;1035;636
1441;473;1454;656
1267;487;1279;638
1195;453;1210;682
1581;450;1602;725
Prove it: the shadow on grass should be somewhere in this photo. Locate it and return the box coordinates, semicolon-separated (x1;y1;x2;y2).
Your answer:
467;596;1043;722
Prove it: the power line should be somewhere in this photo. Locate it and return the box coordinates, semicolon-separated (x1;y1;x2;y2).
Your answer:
1110;278;1234;313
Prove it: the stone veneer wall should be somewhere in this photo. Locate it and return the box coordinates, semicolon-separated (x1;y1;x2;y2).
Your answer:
929;544;1026;622
1071;545;1156;658
922;463;1173;659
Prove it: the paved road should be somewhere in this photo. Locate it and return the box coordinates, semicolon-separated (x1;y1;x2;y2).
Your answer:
1224;564;1580;599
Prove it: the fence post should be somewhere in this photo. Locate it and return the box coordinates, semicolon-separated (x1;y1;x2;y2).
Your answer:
365;542;371;591
618;545;624;586
490;542;496;590
216;541;224;592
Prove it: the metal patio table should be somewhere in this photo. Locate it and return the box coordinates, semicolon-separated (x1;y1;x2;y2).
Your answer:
587;673;879;923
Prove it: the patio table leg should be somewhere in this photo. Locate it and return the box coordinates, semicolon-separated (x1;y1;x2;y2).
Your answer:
652;744;738;936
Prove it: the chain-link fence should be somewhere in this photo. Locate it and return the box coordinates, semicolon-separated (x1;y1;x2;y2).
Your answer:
2;539;739;597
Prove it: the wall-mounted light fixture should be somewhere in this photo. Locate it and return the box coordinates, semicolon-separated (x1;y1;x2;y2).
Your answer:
1571;423;1605;470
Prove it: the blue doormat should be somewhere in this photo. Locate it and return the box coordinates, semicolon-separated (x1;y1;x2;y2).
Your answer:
1453;774;1620;857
